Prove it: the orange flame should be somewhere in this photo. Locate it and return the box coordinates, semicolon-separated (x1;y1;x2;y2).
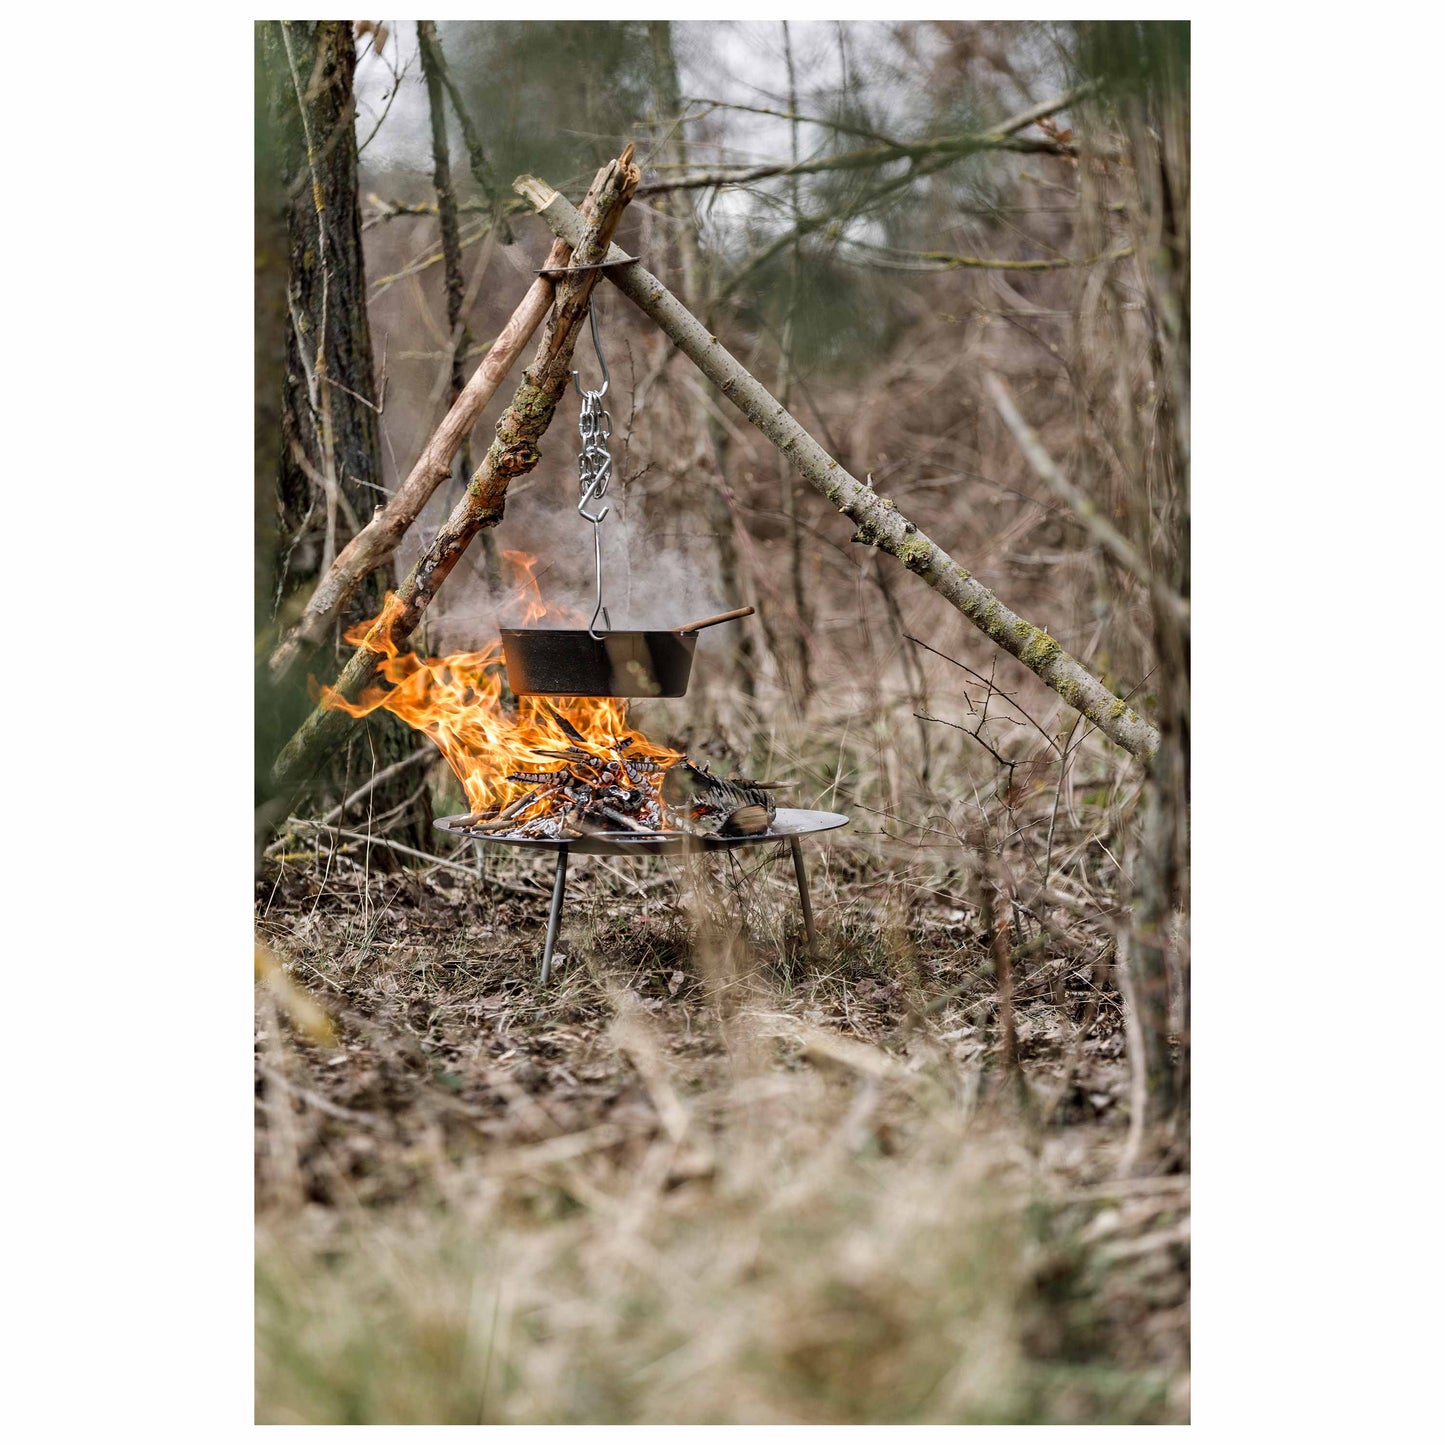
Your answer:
502;548;551;625
317;553;680;818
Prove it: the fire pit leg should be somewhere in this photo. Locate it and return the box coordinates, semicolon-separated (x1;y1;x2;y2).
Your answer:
788;837;816;948
540;845;569;984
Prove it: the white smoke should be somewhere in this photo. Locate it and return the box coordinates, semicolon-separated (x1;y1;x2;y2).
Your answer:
484;465;730;632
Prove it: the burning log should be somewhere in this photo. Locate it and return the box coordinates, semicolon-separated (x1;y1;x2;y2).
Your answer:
662;759;777;837
545;704;589;744
721;802;772;837
450;745;777;843
592;806;656;835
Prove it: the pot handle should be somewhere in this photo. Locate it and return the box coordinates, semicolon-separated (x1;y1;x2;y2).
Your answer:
675;605;756;634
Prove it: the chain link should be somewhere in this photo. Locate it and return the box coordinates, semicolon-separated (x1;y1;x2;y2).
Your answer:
573;307;613;637
576;391;612;525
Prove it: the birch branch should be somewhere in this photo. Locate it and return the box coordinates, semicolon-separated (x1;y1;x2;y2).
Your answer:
518;178;1160;761
270;149;641;788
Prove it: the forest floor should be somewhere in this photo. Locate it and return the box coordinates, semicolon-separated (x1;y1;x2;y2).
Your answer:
255;825;1188;1426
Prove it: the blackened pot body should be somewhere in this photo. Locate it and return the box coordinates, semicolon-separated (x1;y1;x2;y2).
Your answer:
500;628;698;697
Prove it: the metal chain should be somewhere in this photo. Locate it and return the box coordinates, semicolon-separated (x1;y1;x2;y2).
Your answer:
573;306;613;637
576;391;612;523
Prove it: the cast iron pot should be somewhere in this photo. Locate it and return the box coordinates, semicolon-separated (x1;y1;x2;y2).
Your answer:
501;607;753;697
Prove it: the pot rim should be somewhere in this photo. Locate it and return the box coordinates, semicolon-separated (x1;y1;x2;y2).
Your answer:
499;627;701;639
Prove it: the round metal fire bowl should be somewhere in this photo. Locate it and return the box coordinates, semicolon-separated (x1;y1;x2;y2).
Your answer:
435;807;849;857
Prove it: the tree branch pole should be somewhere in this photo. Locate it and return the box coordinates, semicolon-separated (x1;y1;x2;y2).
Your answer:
518;178;1160;760
268;237;575;685
271;150;641;789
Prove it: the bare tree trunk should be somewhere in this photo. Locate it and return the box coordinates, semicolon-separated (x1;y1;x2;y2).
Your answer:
425;23;513;242
777;20;815;703
647;21;756;703
521;179;1162;760
255;23;290;825
257;19;426;841
261;22;382;599
417;18;500;590
1119;773;1177;1161
418;21;469;418
1075;23;1190;1155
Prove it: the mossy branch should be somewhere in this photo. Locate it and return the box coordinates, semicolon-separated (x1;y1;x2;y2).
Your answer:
519;179;1160;761
271;149;641;790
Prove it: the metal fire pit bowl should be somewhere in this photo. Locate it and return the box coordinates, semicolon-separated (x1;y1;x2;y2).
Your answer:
436;807;849;983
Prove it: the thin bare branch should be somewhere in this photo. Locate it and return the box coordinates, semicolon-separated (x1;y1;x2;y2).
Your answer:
848;239;1134;273
422;20;514;243
985;373;1188;629
639;84;1093;196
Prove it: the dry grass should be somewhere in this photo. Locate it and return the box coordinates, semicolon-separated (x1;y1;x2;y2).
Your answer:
255;753;1188;1424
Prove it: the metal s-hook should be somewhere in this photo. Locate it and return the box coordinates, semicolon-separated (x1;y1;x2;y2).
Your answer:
587;521;610;639
571;304;609;400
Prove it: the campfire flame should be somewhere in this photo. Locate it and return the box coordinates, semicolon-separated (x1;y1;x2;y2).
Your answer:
317;552;681;821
